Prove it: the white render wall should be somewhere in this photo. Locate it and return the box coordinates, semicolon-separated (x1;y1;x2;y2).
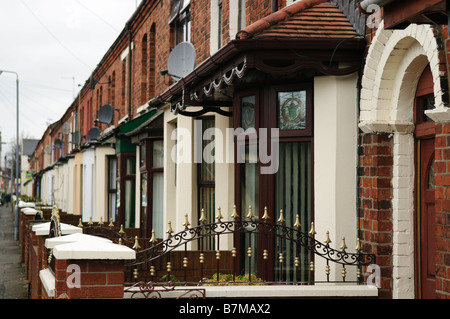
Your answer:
314;73;359;282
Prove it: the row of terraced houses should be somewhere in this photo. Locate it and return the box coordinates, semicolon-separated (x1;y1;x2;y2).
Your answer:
20;0;450;299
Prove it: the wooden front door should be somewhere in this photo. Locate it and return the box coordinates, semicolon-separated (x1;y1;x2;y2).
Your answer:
414;65;436;299
417;138;436;299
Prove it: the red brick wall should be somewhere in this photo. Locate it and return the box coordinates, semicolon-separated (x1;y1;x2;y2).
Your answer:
434;123;450;298
358;132;393;299
54;259;126;299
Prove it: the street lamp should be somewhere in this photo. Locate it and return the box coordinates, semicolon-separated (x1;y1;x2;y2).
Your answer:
0;70;19;240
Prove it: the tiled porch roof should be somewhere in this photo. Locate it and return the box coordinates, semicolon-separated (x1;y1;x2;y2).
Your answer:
236;0;358;40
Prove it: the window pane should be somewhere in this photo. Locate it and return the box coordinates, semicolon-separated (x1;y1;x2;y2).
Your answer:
241;95;255;130
108;193;116;222
275;142;311;282
428;158;435;189
152;172;164;238
200;119;215;181
153;140;164;168
124;179;136;228
140;143;146;168
109;157;117;189
240;144;259;275
126;157;136;175
278;91;306;130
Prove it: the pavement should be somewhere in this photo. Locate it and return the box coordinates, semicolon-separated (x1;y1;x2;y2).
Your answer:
0;203;29;299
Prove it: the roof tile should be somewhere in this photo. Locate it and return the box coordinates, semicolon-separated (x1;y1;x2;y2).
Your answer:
236;1;358;40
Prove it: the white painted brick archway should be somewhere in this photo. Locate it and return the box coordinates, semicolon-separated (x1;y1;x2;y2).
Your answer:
358;21;445;298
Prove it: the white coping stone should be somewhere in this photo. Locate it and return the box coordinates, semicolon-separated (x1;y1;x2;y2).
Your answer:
32;222;83;236
52;240;136;260
125;284;379;299
18;201;36;208
39;268;55;298
202;284;379;298
45;233;112;249
21;207;38;215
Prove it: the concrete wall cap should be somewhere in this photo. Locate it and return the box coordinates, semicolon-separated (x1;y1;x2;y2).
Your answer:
52;240;136;260
45;233;112;249
32;222;83;236
18;201;36;208
21;207;38;215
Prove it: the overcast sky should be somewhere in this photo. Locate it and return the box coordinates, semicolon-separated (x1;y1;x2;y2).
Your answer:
0;0;141;164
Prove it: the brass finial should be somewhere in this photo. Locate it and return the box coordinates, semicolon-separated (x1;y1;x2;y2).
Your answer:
309;222;316;236
51;205;59;218
216;207;223;221
232;247;237;257
88;217;93;225
77;218;83;228
278;209;286;223
48;249;53;264
119;224;125;234
166;221;174;235
182;214;191;228
98;216;104;226
150;265;156;276
262;206;270;220
355;238;361;252
247;205;255;219
324;231;332;245
132;236;141;250
294;214;301;228
199;208;207;223
108;218;114;227
340;237;348;251
149;230;157;244
231;205;239;219
279;252;284;264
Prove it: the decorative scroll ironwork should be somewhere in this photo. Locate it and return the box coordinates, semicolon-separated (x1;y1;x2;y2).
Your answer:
124;281;206;299
81;206;376;289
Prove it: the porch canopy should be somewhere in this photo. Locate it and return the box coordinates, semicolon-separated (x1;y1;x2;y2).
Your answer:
147;0;366;115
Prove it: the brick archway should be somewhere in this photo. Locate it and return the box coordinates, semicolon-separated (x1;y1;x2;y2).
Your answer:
359;21;445;133
358;21;445;299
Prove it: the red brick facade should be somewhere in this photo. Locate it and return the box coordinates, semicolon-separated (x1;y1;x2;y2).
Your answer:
358;132;394;299
434;123;450;297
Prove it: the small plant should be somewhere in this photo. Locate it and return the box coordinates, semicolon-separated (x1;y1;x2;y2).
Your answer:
204;273;265;286
160;274;179;282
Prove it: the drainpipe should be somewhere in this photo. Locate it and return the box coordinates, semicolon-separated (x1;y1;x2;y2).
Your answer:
357;0;395;14
126;22;133;120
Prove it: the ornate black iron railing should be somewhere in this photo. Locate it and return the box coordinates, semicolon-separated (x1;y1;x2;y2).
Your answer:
82;206;376;288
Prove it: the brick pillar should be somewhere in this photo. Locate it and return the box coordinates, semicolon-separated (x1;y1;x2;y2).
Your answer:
358;132;393;299
19;208;37;262
41;236;135;299
434;123;450;298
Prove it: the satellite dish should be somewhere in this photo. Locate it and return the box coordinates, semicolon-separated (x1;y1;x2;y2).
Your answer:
98;104;114;125
167;42;196;79
62;123;71;135
54;138;63;149
87;127;100;141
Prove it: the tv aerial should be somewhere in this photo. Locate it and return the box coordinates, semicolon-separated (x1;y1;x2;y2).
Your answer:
161;41;196;80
